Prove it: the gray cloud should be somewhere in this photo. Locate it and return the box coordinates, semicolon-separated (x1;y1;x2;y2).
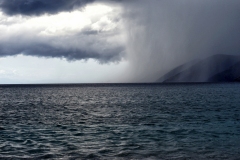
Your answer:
0;0;125;16
0;31;125;62
0;42;124;62
0;0;95;16
0;1;125;63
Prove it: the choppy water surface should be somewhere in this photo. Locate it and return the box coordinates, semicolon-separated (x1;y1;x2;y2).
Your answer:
0;83;240;159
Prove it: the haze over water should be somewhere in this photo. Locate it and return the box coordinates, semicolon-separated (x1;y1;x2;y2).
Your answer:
0;83;240;159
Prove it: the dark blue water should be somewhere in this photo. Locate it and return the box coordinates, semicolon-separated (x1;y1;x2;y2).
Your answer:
0;83;240;159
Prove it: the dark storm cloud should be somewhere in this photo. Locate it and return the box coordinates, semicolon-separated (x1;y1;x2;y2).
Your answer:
0;0;95;16
0;0;125;16
0;41;124;62
0;22;124;63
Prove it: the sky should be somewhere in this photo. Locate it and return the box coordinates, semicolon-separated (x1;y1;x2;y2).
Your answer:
0;0;240;83
0;0;128;84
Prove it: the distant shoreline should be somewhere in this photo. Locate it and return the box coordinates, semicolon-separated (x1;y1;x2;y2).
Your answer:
0;82;239;87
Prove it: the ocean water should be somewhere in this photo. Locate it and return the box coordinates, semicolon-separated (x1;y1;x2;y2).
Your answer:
0;83;240;159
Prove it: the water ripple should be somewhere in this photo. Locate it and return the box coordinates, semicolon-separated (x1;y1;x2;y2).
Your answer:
0;83;240;159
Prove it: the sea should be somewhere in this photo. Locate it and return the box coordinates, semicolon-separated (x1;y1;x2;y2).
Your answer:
0;83;240;159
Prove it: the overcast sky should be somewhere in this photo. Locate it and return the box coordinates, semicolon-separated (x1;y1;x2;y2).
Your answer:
0;0;240;83
0;0;129;83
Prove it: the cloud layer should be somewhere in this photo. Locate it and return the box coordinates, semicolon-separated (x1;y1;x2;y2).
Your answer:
0;0;95;16
0;2;125;62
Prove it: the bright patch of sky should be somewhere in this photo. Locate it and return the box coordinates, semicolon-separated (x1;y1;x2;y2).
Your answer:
0;55;128;84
